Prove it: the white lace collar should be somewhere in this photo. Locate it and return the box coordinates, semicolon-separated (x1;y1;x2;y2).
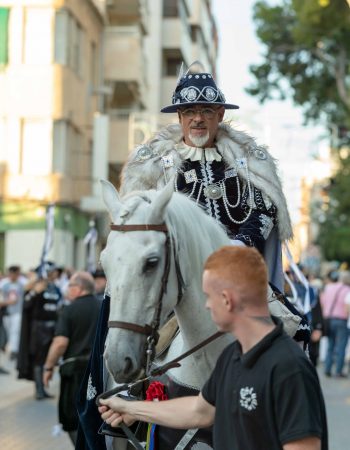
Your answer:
176;142;222;162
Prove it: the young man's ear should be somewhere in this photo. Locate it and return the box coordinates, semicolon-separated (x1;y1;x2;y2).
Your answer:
222;290;233;311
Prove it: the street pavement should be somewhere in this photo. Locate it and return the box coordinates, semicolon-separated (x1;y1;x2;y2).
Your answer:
0;351;350;449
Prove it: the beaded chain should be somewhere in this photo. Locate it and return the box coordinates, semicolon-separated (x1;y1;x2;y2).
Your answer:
174;162;254;225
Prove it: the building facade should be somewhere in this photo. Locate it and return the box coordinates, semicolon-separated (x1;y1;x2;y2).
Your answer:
0;0;218;271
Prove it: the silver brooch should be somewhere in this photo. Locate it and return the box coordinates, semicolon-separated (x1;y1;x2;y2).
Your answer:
205;87;216;101
236;158;247;169
204;184;223;200
184;169;198;184
225;168;237;179
186;88;198;101
254;149;267;160
136;145;153;161
161;154;174;168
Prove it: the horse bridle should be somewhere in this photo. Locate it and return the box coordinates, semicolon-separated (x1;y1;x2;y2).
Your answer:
107;223;183;373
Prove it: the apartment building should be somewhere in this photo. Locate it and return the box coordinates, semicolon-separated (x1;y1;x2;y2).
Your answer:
105;0;218;185
0;0;218;271
0;0;104;270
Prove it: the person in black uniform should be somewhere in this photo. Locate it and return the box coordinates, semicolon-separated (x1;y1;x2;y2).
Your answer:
17;262;62;399
43;271;101;445
98;247;328;450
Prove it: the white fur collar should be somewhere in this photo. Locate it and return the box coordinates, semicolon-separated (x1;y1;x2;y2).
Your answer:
121;123;293;240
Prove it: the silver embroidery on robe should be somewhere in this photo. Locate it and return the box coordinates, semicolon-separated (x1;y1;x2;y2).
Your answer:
184;169;198;183
86;373;97;400
161;154;174;168
259;214;274;239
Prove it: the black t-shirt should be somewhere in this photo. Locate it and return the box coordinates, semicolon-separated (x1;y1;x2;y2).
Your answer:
55;294;101;359
201;321;328;450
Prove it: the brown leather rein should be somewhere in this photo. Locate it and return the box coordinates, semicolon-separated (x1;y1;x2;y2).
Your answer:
108;223;175;367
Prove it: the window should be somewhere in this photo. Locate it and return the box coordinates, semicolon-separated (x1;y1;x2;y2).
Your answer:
163;0;178;17
52;120;68;173
21;120;52;175
90;42;97;88
54;9;84;76
163;49;183;76
24;8;52;64
0;7;10;67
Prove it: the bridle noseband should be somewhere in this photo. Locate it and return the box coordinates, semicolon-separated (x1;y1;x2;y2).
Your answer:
107;223;178;373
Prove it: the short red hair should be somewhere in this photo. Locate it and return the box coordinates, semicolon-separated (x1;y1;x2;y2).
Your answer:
204;246;268;306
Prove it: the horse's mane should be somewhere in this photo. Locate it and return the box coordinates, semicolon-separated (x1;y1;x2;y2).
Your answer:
165;193;230;281
123;190;231;284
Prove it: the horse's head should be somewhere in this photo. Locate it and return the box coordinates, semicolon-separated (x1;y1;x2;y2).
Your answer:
100;180;180;382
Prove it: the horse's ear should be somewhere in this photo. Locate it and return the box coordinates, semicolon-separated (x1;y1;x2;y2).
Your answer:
147;181;174;224
100;179;122;222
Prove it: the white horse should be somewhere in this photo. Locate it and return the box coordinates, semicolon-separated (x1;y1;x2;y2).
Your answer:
99;180;301;449
100;180;233;449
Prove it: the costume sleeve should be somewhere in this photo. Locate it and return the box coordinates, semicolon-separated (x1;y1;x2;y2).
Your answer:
234;187;277;254
273;363;326;445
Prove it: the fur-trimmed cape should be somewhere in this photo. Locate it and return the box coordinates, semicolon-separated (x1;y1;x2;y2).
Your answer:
121;123;293;241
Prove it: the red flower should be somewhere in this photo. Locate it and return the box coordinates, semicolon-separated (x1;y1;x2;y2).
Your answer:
146;381;168;401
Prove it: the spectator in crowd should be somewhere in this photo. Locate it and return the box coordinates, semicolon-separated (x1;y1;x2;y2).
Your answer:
43;271;101;446
308;277;324;367
0;265;27;361
17;262;62;399
92;269;107;301
99;246;328;450
341;272;350;375
321;270;350;378
0;305;8;374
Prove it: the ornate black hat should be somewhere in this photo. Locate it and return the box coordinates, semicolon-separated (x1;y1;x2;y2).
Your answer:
161;61;239;113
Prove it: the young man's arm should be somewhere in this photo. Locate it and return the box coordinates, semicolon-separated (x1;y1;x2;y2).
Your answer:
284;436;321;450
99;392;215;430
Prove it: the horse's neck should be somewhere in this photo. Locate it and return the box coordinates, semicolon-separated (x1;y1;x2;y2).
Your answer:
161;287;233;390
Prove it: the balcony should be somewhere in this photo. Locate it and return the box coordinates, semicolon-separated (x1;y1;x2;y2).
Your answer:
104;26;147;107
107;0;149;33
1;173;90;204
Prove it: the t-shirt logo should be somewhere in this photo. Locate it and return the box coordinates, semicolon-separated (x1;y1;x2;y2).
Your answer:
239;386;258;411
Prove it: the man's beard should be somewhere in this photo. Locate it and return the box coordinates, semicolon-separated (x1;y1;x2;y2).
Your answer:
188;130;210;148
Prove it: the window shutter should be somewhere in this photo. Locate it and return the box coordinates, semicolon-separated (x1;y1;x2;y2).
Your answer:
0;7;10;67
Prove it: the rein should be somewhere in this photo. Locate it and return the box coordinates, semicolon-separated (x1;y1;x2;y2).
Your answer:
96;330;224;404
108;223;175;372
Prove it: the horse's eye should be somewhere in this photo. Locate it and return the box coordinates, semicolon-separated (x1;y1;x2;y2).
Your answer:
144;257;159;273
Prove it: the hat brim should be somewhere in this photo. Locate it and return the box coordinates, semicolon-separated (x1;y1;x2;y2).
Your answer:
160;102;240;113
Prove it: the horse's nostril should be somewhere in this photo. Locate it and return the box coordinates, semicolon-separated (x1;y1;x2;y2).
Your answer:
124;357;133;374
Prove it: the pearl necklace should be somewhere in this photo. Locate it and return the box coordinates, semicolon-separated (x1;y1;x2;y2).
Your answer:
174;159;254;225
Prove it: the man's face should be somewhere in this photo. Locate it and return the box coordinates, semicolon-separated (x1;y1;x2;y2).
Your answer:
9;271;19;282
66;276;82;301
202;270;232;332
178;105;225;147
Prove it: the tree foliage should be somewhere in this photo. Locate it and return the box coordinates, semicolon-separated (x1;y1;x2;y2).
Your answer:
317;152;350;263
248;0;350;127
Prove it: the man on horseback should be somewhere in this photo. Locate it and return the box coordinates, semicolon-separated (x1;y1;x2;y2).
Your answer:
98;246;328;450
120;61;292;294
